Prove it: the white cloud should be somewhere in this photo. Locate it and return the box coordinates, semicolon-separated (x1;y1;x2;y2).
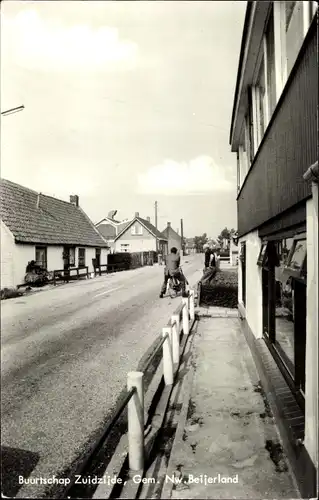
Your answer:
137;156;234;195
2;9;138;71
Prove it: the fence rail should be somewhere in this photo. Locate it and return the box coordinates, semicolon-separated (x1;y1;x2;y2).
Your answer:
53;266;89;285
93;263;127;276
64;289;196;496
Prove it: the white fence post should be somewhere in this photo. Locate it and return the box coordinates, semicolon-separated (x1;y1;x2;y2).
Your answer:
189;289;195;321
162;328;174;385
171;315;180;365
182;299;189;336
127;371;144;471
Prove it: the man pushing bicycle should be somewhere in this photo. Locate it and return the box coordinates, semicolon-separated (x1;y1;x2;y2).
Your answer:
159;247;188;298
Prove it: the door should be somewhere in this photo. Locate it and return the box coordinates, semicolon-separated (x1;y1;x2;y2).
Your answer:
95;248;101;267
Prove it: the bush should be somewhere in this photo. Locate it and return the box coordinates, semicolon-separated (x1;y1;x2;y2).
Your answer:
200;269;238;308
219;249;230;258
108;251;157;270
1;287;23;300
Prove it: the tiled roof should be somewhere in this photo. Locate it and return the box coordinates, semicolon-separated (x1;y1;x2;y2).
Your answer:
138;217;168;240
96;223;117;240
161;226;182;241
96;220;131;240
118;220;131;233
115;216;168;241
0;178;109;247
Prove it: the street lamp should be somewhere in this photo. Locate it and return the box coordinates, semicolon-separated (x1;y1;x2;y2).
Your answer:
1;105;25;116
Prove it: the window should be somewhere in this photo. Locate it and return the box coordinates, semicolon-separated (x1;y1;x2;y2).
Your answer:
236;151;240;193
256;60;266;144
247;88;254;161
95;248;101;266
288;239;307;271
244;115;252;167
69;247;75;266
240;242;246;307
78;248;86;267
35;246;47;269
120;244;129;252
285;2;304;76
132;223;143;235
262;234;307;406
257;243;268;266
265;7;276;117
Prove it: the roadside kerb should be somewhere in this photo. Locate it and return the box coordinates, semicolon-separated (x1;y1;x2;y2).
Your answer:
91;289;196;499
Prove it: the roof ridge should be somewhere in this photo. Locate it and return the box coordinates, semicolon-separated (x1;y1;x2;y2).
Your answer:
78;206;110;245
0;177;39;195
0;178;75;207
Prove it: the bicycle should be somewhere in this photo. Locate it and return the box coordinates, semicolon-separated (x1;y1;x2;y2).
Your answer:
166;275;182;298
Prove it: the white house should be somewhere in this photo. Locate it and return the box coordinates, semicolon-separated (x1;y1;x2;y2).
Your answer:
0;179;110;288
114;212;168;255
95;210;131;252
161;222;182;254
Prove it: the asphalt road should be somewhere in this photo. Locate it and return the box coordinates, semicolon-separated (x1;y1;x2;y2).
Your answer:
1;254;203;498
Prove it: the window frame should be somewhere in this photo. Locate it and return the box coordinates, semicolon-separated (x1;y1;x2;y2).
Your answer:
285;234;307;279
69;247;76;266
78;247;86;268
265;5;277;118
35;245;47;269
257;242;268;267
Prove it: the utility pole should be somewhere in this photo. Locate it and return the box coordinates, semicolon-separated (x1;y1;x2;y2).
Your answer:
155;201;158;229
180;218;184;256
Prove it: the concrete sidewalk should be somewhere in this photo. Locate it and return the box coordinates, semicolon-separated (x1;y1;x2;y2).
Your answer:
164;307;300;499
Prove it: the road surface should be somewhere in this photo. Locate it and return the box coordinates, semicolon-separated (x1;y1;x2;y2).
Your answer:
1;254;203;498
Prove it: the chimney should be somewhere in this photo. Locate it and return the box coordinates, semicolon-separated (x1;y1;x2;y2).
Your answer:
70;195;79;207
146;216;151;222
167;222;171;227
135;212;139;218
36;193;41;209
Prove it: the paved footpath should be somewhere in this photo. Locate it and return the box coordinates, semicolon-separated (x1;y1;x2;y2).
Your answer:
1;256;202;499
165;307;300;499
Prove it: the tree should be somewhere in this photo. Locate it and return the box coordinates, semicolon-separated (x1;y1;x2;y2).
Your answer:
194;233;208;253
217;227;236;247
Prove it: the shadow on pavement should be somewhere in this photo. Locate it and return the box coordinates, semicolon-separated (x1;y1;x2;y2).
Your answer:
1;445;40;497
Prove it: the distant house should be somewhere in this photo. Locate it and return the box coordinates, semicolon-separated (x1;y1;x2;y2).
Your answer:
0;179;109;288
185;237;196;254
114;212;168;255
95;210;131;252
161;222;182;253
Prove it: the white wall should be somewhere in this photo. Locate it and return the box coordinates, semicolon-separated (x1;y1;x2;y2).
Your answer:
86;247;96;273
75;247;95;273
238;231;263;339
230;239;239;265
305;191;318;469
1;221;16;288
114;238;156;253
14;244;35;287
101;248;109;264
47;246;64;271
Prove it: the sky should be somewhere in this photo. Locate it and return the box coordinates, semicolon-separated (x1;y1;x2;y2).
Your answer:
1;0;246;238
